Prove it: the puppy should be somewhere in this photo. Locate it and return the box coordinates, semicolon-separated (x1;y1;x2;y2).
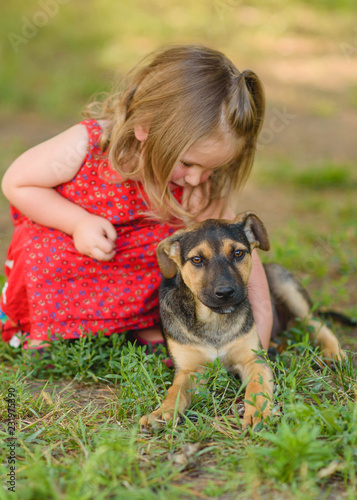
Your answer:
139;211;345;432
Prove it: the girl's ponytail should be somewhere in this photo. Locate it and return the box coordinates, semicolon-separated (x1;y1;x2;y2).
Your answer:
241;69;265;135
226;68;265;137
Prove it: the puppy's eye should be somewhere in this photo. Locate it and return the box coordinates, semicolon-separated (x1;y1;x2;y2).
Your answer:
190;256;202;265
234;249;245;260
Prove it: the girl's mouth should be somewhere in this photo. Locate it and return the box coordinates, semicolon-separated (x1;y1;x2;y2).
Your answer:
169;181;184;189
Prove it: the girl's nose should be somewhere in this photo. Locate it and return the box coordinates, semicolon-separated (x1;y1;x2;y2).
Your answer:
184;166;204;187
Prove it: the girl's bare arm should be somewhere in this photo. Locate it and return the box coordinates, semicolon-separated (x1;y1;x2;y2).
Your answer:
2;124;117;261
248;250;273;350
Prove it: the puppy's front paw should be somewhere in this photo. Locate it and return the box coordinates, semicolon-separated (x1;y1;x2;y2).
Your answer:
139;409;177;433
242;404;271;430
323;348;346;365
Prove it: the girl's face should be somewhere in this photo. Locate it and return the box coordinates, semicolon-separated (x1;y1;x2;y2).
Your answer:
169;133;241;189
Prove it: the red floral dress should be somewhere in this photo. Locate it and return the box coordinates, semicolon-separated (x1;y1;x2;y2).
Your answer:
0;119;182;343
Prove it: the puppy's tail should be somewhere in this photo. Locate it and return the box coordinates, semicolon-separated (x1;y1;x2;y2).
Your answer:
317;310;357;327
264;262;356;330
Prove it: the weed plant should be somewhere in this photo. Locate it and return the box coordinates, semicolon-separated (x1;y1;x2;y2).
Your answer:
0;322;356;499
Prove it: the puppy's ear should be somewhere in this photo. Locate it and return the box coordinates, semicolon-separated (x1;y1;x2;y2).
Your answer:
156;235;183;279
233;211;270;251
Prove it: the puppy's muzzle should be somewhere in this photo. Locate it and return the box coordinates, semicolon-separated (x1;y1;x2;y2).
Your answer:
201;282;246;314
214;285;235;300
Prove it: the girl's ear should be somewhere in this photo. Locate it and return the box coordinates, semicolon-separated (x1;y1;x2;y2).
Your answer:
134;124;149;142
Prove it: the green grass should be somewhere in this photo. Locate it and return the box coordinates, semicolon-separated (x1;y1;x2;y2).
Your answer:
256;160;357;191
1;197;356;497
0;321;356;499
253;158;357;314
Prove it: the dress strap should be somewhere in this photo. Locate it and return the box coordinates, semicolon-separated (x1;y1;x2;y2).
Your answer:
79;119;103;155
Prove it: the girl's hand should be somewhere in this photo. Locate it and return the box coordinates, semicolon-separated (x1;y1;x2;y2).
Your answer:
72;214;117;261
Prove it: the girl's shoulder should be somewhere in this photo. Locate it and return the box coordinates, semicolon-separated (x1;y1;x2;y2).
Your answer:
97;119;109;130
2;122;92;194
79;118;109;153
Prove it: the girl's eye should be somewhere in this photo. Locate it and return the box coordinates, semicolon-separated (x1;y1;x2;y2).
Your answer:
234;250;245;260
191;256;202;265
181;161;193;167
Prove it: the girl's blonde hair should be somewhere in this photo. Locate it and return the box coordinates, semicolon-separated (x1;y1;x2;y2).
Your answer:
84;44;265;223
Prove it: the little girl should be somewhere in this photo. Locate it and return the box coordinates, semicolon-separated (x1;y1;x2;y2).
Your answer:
1;44;273;352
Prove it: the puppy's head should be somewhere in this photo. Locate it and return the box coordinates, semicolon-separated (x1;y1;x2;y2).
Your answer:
156;211;270;314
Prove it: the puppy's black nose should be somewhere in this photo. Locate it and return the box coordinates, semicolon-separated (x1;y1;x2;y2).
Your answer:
214;285;235;300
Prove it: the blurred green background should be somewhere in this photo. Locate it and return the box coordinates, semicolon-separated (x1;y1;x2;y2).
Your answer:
1;0;357;311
